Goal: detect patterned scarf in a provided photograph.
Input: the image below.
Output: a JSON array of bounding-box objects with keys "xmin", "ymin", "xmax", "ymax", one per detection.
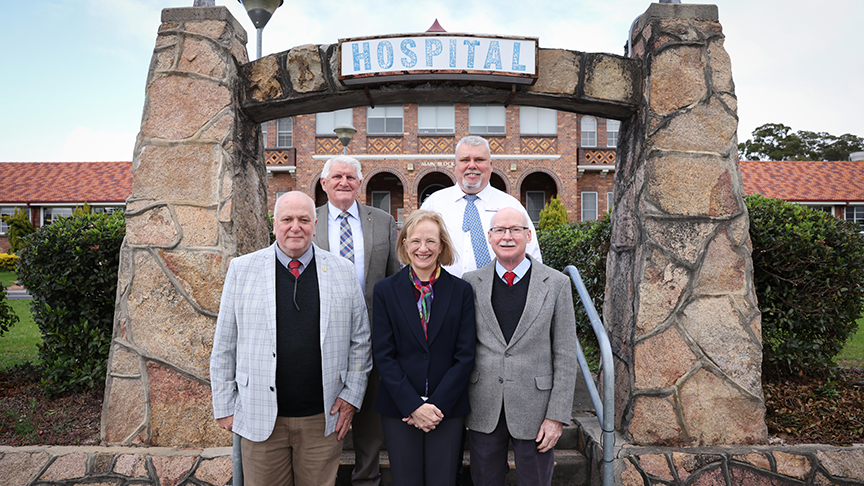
[{"xmin": 410, "ymin": 265, "xmax": 441, "ymax": 340}]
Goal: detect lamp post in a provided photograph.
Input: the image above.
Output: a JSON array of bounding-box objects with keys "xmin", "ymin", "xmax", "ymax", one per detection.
[
  {"xmin": 334, "ymin": 125, "xmax": 357, "ymax": 155},
  {"xmin": 238, "ymin": 0, "xmax": 283, "ymax": 59}
]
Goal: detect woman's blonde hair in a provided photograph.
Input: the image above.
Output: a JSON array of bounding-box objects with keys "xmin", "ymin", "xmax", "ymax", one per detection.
[{"xmin": 396, "ymin": 210, "xmax": 456, "ymax": 267}]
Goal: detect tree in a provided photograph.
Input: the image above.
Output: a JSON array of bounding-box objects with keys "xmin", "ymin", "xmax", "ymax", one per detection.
[
  {"xmin": 739, "ymin": 123, "xmax": 864, "ymax": 161},
  {"xmin": 0, "ymin": 208, "xmax": 35, "ymax": 254},
  {"xmin": 538, "ymin": 196, "xmax": 568, "ymax": 231}
]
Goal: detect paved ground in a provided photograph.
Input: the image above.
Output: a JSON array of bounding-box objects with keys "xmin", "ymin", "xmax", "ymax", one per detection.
[{"xmin": 4, "ymin": 285, "xmax": 31, "ymax": 300}]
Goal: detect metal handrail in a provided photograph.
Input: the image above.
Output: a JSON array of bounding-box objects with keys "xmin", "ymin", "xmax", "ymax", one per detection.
[{"xmin": 563, "ymin": 265, "xmax": 615, "ymax": 486}]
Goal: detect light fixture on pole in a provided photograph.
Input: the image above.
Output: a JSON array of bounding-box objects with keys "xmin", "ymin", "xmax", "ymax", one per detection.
[
  {"xmin": 334, "ymin": 125, "xmax": 357, "ymax": 155},
  {"xmin": 238, "ymin": 0, "xmax": 283, "ymax": 59}
]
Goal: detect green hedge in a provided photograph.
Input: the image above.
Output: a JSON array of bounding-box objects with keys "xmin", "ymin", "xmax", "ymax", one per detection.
[
  {"xmin": 16, "ymin": 211, "xmax": 125, "ymax": 395},
  {"xmin": 538, "ymin": 197, "xmax": 864, "ymax": 379}
]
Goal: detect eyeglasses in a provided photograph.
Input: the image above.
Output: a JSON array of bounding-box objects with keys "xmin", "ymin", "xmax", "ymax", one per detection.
[
  {"xmin": 489, "ymin": 226, "xmax": 529, "ymax": 236},
  {"xmin": 406, "ymin": 238, "xmax": 440, "ymax": 249}
]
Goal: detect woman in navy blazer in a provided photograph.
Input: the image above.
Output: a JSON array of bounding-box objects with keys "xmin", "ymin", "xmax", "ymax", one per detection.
[{"xmin": 372, "ymin": 210, "xmax": 476, "ymax": 486}]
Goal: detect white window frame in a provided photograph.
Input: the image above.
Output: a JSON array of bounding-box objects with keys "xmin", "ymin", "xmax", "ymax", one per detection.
[
  {"xmin": 1, "ymin": 207, "xmax": 27, "ymax": 235},
  {"xmin": 581, "ymin": 116, "xmax": 597, "ymax": 148},
  {"xmin": 276, "ymin": 117, "xmax": 293, "ymax": 148},
  {"xmin": 367, "ymin": 104, "xmax": 404, "ymax": 136},
  {"xmin": 469, "ymin": 104, "xmax": 506, "ymax": 135},
  {"xmin": 845, "ymin": 206, "xmax": 864, "ymax": 230},
  {"xmin": 371, "ymin": 191, "xmax": 391, "ymax": 214},
  {"xmin": 261, "ymin": 122, "xmax": 269, "ymax": 148},
  {"xmin": 520, "ymin": 107, "xmax": 557, "ymax": 135},
  {"xmin": 418, "ymin": 104, "xmax": 455, "ymax": 135},
  {"xmin": 525, "ymin": 191, "xmax": 546, "ymax": 227},
  {"xmin": 316, "ymin": 109, "xmax": 353, "ymax": 136},
  {"xmin": 42, "ymin": 207, "xmax": 75, "ymax": 226},
  {"xmin": 607, "ymin": 119, "xmax": 620, "ymax": 148},
  {"xmin": 582, "ymin": 192, "xmax": 598, "ymax": 221},
  {"xmin": 607, "ymin": 192, "xmax": 614, "ymax": 213}
]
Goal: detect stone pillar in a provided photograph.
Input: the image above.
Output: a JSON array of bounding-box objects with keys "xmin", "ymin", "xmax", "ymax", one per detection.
[
  {"xmin": 607, "ymin": 3, "xmax": 766, "ymax": 446},
  {"xmin": 101, "ymin": 7, "xmax": 268, "ymax": 447}
]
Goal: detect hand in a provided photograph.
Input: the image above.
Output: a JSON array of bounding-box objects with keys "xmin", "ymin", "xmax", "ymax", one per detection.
[
  {"xmin": 535, "ymin": 419, "xmax": 563, "ymax": 453},
  {"xmin": 330, "ymin": 398, "xmax": 356, "ymax": 441},
  {"xmin": 403, "ymin": 403, "xmax": 443, "ymax": 432},
  {"xmin": 217, "ymin": 415, "xmax": 234, "ymax": 432}
]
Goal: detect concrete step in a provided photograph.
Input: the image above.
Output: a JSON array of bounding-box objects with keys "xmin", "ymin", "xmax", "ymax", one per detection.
[{"xmin": 335, "ymin": 449, "xmax": 589, "ymax": 486}]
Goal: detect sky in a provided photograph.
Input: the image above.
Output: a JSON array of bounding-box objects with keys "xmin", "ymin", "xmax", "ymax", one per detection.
[{"xmin": 0, "ymin": 0, "xmax": 861, "ymax": 162}]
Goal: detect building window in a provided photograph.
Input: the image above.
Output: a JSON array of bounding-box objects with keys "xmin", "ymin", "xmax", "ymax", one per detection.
[
  {"xmin": 261, "ymin": 122, "xmax": 269, "ymax": 148},
  {"xmin": 367, "ymin": 105, "xmax": 404, "ymax": 135},
  {"xmin": 276, "ymin": 118, "xmax": 293, "ymax": 148},
  {"xmin": 607, "ymin": 119, "xmax": 621, "ymax": 148},
  {"xmin": 43, "ymin": 207, "xmax": 74, "ymax": 225},
  {"xmin": 581, "ymin": 116, "xmax": 597, "ymax": 147},
  {"xmin": 582, "ymin": 192, "xmax": 598, "ymax": 221},
  {"xmin": 1, "ymin": 207, "xmax": 25, "ymax": 235},
  {"xmin": 316, "ymin": 109, "xmax": 353, "ymax": 136},
  {"xmin": 469, "ymin": 104, "xmax": 506, "ymax": 135},
  {"xmin": 371, "ymin": 191, "xmax": 391, "ymax": 214},
  {"xmin": 520, "ymin": 107, "xmax": 557, "ymax": 135},
  {"xmin": 607, "ymin": 192, "xmax": 614, "ymax": 213},
  {"xmin": 418, "ymin": 104, "xmax": 455, "ymax": 135},
  {"xmin": 92, "ymin": 206, "xmax": 124, "ymax": 215},
  {"xmin": 526, "ymin": 191, "xmax": 546, "ymax": 227},
  {"xmin": 846, "ymin": 206, "xmax": 864, "ymax": 230}
]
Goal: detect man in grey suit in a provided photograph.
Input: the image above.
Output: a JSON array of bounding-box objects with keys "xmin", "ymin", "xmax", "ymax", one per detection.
[
  {"xmin": 313, "ymin": 155, "xmax": 400, "ymax": 486},
  {"xmin": 211, "ymin": 191, "xmax": 371, "ymax": 486},
  {"xmin": 462, "ymin": 207, "xmax": 579, "ymax": 486}
]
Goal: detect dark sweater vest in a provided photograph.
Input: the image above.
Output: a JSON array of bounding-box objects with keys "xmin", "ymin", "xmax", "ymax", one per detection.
[
  {"xmin": 491, "ymin": 266, "xmax": 531, "ymax": 344},
  {"xmin": 275, "ymin": 254, "xmax": 323, "ymax": 417}
]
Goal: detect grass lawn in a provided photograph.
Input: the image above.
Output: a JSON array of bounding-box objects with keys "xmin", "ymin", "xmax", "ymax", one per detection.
[
  {"xmin": 836, "ymin": 316, "xmax": 864, "ymax": 367},
  {"xmin": 0, "ymin": 299, "xmax": 39, "ymax": 370},
  {"xmin": 0, "ymin": 270, "xmax": 17, "ymax": 288}
]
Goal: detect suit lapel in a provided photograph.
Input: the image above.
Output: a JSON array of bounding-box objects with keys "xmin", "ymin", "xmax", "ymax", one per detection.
[
  {"xmin": 395, "ymin": 269, "xmax": 431, "ymax": 351},
  {"xmin": 476, "ymin": 263, "xmax": 508, "ymax": 346},
  {"xmin": 508, "ymin": 256, "xmax": 548, "ymax": 347},
  {"xmin": 425, "ymin": 270, "xmax": 454, "ymax": 346},
  {"xmin": 360, "ymin": 204, "xmax": 373, "ymax": 281},
  {"xmin": 315, "ymin": 246, "xmax": 331, "ymax": 345},
  {"xmin": 315, "ymin": 206, "xmax": 329, "ymax": 251}
]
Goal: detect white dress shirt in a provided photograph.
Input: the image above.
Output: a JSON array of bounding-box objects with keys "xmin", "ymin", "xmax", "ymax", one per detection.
[
  {"xmin": 495, "ymin": 257, "xmax": 532, "ymax": 285},
  {"xmin": 420, "ymin": 184, "xmax": 542, "ymax": 277},
  {"xmin": 327, "ymin": 201, "xmax": 366, "ymax": 295}
]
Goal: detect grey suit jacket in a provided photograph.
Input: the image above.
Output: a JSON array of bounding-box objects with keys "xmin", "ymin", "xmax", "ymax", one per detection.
[
  {"xmin": 462, "ymin": 255, "xmax": 579, "ymax": 440},
  {"xmin": 210, "ymin": 243, "xmax": 372, "ymax": 442},
  {"xmin": 314, "ymin": 203, "xmax": 401, "ymax": 319}
]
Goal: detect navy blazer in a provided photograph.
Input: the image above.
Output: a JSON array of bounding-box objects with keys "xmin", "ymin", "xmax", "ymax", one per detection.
[{"xmin": 372, "ymin": 266, "xmax": 476, "ymax": 419}]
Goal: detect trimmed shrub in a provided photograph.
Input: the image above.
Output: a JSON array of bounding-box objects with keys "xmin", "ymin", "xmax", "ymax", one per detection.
[
  {"xmin": 539, "ymin": 196, "xmax": 569, "ymax": 231},
  {"xmin": 0, "ymin": 253, "xmax": 18, "ymax": 271},
  {"xmin": 0, "ymin": 285, "xmax": 19, "ymax": 336},
  {"xmin": 16, "ymin": 211, "xmax": 125, "ymax": 395},
  {"xmin": 1, "ymin": 208, "xmax": 35, "ymax": 254},
  {"xmin": 747, "ymin": 195, "xmax": 864, "ymax": 378}
]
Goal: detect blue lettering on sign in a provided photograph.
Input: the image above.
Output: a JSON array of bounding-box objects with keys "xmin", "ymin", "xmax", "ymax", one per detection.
[
  {"xmin": 463, "ymin": 40, "xmax": 480, "ymax": 68},
  {"xmin": 352, "ymin": 42, "xmax": 371, "ymax": 71},
  {"xmin": 425, "ymin": 38, "xmax": 443, "ymax": 67},
  {"xmin": 449, "ymin": 39, "xmax": 457, "ymax": 67},
  {"xmin": 484, "ymin": 40, "xmax": 502, "ymax": 69},
  {"xmin": 512, "ymin": 42, "xmax": 526, "ymax": 71},
  {"xmin": 377, "ymin": 41, "xmax": 394, "ymax": 69},
  {"xmin": 401, "ymin": 39, "xmax": 417, "ymax": 68}
]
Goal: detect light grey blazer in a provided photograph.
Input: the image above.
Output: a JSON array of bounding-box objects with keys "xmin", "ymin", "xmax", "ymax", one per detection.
[
  {"xmin": 314, "ymin": 203, "xmax": 401, "ymax": 319},
  {"xmin": 210, "ymin": 243, "xmax": 372, "ymax": 442},
  {"xmin": 462, "ymin": 255, "xmax": 579, "ymax": 440}
]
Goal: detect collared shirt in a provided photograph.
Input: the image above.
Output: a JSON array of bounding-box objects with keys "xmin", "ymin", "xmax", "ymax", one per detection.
[
  {"xmin": 327, "ymin": 201, "xmax": 365, "ymax": 294},
  {"xmin": 275, "ymin": 242, "xmax": 314, "ymax": 274},
  {"xmin": 420, "ymin": 184, "xmax": 542, "ymax": 277},
  {"xmin": 495, "ymin": 257, "xmax": 532, "ymax": 286}
]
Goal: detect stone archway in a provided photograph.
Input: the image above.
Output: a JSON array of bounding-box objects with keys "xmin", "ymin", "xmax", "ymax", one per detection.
[{"xmin": 104, "ymin": 3, "xmax": 764, "ymax": 450}]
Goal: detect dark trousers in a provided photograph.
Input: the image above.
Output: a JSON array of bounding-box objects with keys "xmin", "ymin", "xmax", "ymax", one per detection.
[
  {"xmin": 381, "ymin": 414, "xmax": 464, "ymax": 486},
  {"xmin": 469, "ymin": 411, "xmax": 555, "ymax": 486},
  {"xmin": 351, "ymin": 366, "xmax": 384, "ymax": 485}
]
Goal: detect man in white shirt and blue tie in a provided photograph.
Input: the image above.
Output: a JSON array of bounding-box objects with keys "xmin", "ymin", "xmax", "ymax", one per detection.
[{"xmin": 420, "ymin": 136, "xmax": 541, "ymax": 277}]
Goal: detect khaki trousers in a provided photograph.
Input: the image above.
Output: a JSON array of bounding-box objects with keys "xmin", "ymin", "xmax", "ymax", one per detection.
[{"xmin": 241, "ymin": 414, "xmax": 341, "ymax": 486}]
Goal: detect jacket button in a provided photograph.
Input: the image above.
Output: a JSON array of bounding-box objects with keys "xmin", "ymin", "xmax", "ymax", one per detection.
[
  {"xmin": 498, "ymin": 377, "xmax": 504, "ymax": 384},
  {"xmin": 270, "ymin": 386, "xmax": 275, "ymax": 392},
  {"xmin": 272, "ymin": 353, "xmax": 276, "ymax": 357},
  {"xmin": 423, "ymin": 353, "xmax": 429, "ymax": 359},
  {"xmin": 505, "ymin": 352, "xmax": 511, "ymax": 358}
]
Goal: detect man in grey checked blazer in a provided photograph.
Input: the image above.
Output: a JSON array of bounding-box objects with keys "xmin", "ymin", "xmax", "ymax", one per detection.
[
  {"xmin": 211, "ymin": 191, "xmax": 371, "ymax": 485},
  {"xmin": 462, "ymin": 207, "xmax": 578, "ymax": 486}
]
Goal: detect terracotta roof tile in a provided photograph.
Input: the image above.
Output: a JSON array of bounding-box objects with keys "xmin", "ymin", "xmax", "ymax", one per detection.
[
  {"xmin": 0, "ymin": 162, "xmax": 132, "ymax": 204},
  {"xmin": 741, "ymin": 160, "xmax": 864, "ymax": 202}
]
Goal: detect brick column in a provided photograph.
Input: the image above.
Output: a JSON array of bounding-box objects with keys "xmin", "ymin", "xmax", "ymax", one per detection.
[
  {"xmin": 101, "ymin": 7, "xmax": 268, "ymax": 447},
  {"xmin": 607, "ymin": 3, "xmax": 766, "ymax": 445}
]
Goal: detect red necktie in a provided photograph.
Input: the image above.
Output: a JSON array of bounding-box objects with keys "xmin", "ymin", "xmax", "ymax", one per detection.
[
  {"xmin": 289, "ymin": 260, "xmax": 301, "ymax": 278},
  {"xmin": 503, "ymin": 271, "xmax": 516, "ymax": 286}
]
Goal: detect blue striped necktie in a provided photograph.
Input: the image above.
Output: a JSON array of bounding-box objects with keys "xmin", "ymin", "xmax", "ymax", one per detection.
[
  {"xmin": 338, "ymin": 211, "xmax": 354, "ymax": 262},
  {"xmin": 462, "ymin": 195, "xmax": 491, "ymax": 268}
]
